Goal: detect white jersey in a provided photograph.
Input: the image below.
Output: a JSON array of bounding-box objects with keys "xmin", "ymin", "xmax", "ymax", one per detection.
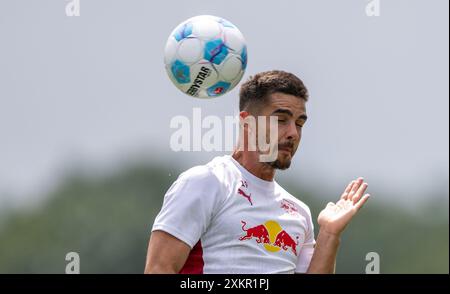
[{"xmin": 152, "ymin": 155, "xmax": 315, "ymax": 274}]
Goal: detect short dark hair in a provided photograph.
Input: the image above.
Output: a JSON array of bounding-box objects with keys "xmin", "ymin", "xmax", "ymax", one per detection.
[{"xmin": 239, "ymin": 70, "xmax": 309, "ymax": 112}]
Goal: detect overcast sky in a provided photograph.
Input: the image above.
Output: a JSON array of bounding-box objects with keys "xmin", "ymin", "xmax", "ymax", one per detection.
[{"xmin": 0, "ymin": 0, "xmax": 448, "ymax": 208}]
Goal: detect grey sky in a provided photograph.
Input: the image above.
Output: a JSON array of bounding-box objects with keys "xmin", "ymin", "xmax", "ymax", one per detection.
[{"xmin": 0, "ymin": 0, "xmax": 448, "ymax": 208}]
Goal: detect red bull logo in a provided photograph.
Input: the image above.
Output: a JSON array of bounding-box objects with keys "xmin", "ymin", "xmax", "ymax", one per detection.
[
  {"xmin": 239, "ymin": 220, "xmax": 299, "ymax": 256},
  {"xmin": 273, "ymin": 230, "xmax": 299, "ymax": 256},
  {"xmin": 280, "ymin": 199, "xmax": 300, "ymax": 216},
  {"xmin": 239, "ymin": 221, "xmax": 270, "ymax": 244}
]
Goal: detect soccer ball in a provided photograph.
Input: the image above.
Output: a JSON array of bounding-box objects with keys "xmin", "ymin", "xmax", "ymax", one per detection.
[{"xmin": 164, "ymin": 15, "xmax": 247, "ymax": 98}]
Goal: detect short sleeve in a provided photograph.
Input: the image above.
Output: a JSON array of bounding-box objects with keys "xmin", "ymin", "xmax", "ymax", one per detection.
[
  {"xmin": 151, "ymin": 166, "xmax": 222, "ymax": 249},
  {"xmin": 295, "ymin": 209, "xmax": 316, "ymax": 273}
]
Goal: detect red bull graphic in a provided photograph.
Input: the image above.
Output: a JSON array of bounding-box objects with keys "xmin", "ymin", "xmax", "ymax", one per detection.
[
  {"xmin": 273, "ymin": 230, "xmax": 299, "ymax": 256},
  {"xmin": 280, "ymin": 199, "xmax": 300, "ymax": 216},
  {"xmin": 237, "ymin": 180, "xmax": 253, "ymax": 206},
  {"xmin": 239, "ymin": 221, "xmax": 270, "ymax": 244},
  {"xmin": 239, "ymin": 220, "xmax": 300, "ymax": 256}
]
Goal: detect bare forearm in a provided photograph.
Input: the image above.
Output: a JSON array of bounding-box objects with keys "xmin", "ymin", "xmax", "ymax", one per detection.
[
  {"xmin": 306, "ymin": 178, "xmax": 370, "ymax": 273},
  {"xmin": 306, "ymin": 230, "xmax": 341, "ymax": 274}
]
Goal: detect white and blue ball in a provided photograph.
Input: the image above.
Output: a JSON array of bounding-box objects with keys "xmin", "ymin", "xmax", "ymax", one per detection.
[{"xmin": 164, "ymin": 15, "xmax": 248, "ymax": 98}]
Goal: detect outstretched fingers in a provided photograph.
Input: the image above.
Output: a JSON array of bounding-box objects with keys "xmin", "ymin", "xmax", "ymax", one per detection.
[
  {"xmin": 341, "ymin": 180, "xmax": 355, "ymax": 200},
  {"xmin": 355, "ymin": 194, "xmax": 370, "ymax": 211},
  {"xmin": 352, "ymin": 182, "xmax": 369, "ymax": 204},
  {"xmin": 348, "ymin": 177, "xmax": 364, "ymax": 201}
]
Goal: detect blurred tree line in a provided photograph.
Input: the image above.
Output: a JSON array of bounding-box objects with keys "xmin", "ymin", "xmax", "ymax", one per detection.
[{"xmin": 0, "ymin": 161, "xmax": 448, "ymax": 273}]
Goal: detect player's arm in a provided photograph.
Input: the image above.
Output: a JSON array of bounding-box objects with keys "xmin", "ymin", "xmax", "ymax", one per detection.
[
  {"xmin": 305, "ymin": 230, "xmax": 340, "ymax": 274},
  {"xmin": 144, "ymin": 230, "xmax": 191, "ymax": 274},
  {"xmin": 307, "ymin": 177, "xmax": 370, "ymax": 274},
  {"xmin": 145, "ymin": 167, "xmax": 221, "ymax": 273}
]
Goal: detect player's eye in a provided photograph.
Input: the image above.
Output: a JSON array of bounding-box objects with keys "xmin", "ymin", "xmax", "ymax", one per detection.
[{"xmin": 296, "ymin": 122, "xmax": 304, "ymax": 128}]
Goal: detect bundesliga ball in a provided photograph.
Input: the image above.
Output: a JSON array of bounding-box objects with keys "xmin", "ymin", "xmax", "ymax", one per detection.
[{"xmin": 164, "ymin": 15, "xmax": 247, "ymax": 98}]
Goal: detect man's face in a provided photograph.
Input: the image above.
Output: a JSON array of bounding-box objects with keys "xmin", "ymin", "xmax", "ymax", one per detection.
[{"xmin": 257, "ymin": 92, "xmax": 307, "ymax": 170}]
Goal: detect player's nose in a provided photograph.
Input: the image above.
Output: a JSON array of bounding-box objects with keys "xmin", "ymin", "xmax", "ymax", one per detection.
[{"xmin": 285, "ymin": 121, "xmax": 300, "ymax": 141}]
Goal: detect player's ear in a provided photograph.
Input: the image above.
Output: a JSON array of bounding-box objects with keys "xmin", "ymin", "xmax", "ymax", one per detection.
[
  {"xmin": 238, "ymin": 111, "xmax": 258, "ymax": 152},
  {"xmin": 239, "ymin": 111, "xmax": 256, "ymax": 134},
  {"xmin": 239, "ymin": 111, "xmax": 250, "ymax": 120}
]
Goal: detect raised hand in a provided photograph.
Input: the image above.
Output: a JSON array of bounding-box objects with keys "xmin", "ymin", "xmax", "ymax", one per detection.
[{"xmin": 317, "ymin": 177, "xmax": 370, "ymax": 236}]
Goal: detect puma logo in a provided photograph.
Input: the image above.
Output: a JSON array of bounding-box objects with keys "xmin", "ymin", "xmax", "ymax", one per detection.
[{"xmin": 238, "ymin": 180, "xmax": 253, "ymax": 206}]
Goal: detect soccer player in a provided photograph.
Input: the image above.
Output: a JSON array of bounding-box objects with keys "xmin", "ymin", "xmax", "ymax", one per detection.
[{"xmin": 145, "ymin": 70, "xmax": 370, "ymax": 274}]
